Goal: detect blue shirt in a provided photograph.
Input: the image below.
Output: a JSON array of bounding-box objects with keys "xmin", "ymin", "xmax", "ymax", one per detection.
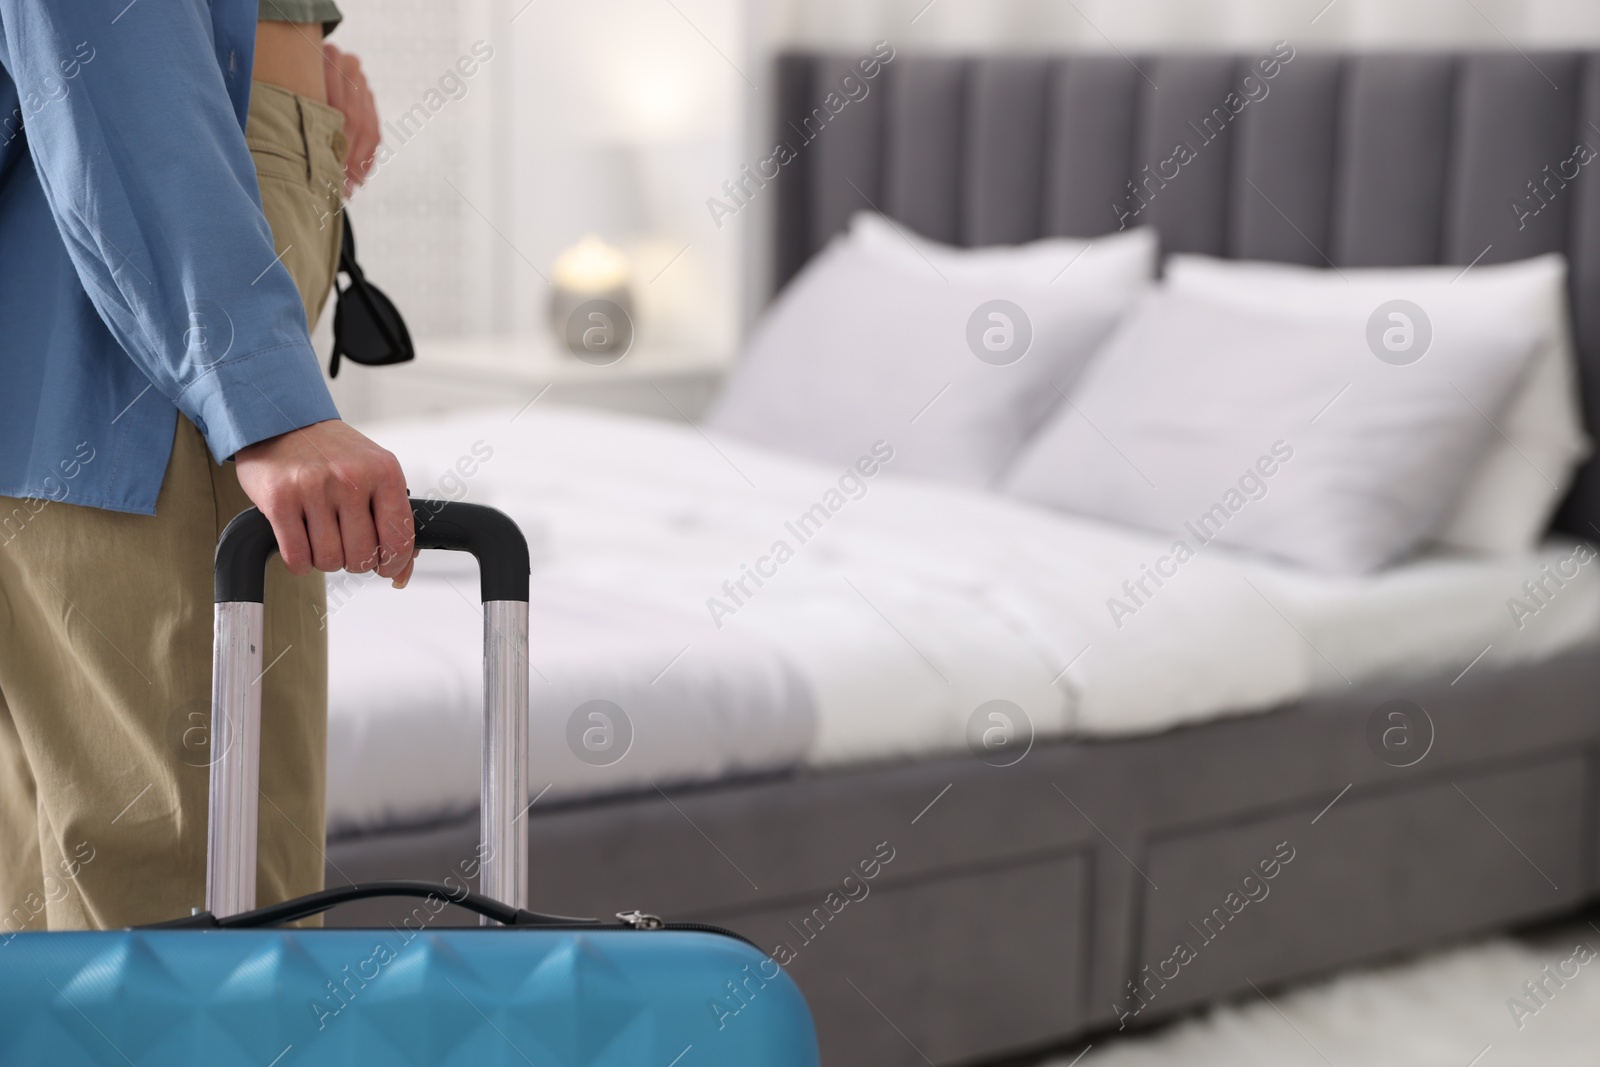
[{"xmin": 0, "ymin": 0, "xmax": 339, "ymax": 515}]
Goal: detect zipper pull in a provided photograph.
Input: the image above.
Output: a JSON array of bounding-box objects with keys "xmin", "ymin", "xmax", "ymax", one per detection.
[{"xmin": 616, "ymin": 909, "xmax": 664, "ymax": 930}]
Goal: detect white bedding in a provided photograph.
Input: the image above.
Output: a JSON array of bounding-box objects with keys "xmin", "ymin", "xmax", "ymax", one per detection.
[{"xmin": 325, "ymin": 404, "xmax": 1600, "ymax": 833}]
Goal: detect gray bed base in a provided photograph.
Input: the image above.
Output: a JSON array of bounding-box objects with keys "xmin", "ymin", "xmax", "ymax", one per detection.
[
  {"xmin": 328, "ymin": 648, "xmax": 1600, "ymax": 1066},
  {"xmin": 329, "ymin": 48, "xmax": 1600, "ymax": 1066}
]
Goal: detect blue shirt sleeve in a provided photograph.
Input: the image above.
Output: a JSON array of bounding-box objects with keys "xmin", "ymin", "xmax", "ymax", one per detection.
[{"xmin": 0, "ymin": 0, "xmax": 340, "ymax": 462}]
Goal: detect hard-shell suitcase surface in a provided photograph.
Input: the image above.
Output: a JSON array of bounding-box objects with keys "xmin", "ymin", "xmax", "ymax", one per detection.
[{"xmin": 0, "ymin": 501, "xmax": 820, "ymax": 1067}]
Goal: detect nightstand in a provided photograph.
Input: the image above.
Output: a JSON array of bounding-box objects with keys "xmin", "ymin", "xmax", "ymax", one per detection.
[{"xmin": 327, "ymin": 334, "xmax": 735, "ymax": 423}]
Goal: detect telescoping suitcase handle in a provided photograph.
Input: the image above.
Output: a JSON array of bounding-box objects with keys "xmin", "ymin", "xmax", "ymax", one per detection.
[{"xmin": 207, "ymin": 500, "xmax": 531, "ymax": 921}]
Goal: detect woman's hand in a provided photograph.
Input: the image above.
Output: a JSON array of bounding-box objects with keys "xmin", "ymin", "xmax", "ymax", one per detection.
[{"xmin": 323, "ymin": 43, "xmax": 380, "ymax": 196}]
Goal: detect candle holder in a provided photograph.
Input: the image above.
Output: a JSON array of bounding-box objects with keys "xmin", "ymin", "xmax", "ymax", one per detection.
[{"xmin": 549, "ymin": 236, "xmax": 636, "ymax": 365}]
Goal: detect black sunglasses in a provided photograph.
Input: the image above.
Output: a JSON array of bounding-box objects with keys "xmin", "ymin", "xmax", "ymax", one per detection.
[{"xmin": 330, "ymin": 211, "xmax": 415, "ymax": 378}]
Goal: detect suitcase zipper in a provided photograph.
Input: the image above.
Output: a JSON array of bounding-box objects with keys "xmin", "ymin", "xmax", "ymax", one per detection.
[{"xmin": 616, "ymin": 910, "xmax": 762, "ymax": 951}]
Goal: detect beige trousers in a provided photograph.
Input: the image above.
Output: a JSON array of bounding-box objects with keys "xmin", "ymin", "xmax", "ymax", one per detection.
[{"xmin": 0, "ymin": 82, "xmax": 346, "ymax": 931}]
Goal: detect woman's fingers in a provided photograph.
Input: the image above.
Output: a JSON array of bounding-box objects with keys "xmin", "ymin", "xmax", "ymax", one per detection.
[{"xmin": 323, "ymin": 43, "xmax": 381, "ymax": 195}]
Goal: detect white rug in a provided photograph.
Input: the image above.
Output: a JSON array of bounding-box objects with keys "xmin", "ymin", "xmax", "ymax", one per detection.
[{"xmin": 1047, "ymin": 935, "xmax": 1600, "ymax": 1066}]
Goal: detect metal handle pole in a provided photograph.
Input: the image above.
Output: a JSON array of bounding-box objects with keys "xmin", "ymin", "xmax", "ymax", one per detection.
[
  {"xmin": 479, "ymin": 601, "xmax": 530, "ymax": 915},
  {"xmin": 207, "ymin": 601, "xmax": 265, "ymax": 917}
]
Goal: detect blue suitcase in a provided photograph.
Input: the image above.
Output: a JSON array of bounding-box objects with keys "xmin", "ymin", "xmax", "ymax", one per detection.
[{"xmin": 0, "ymin": 501, "xmax": 820, "ymax": 1067}]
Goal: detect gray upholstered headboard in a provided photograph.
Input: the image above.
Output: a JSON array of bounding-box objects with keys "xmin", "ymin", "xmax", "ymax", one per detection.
[{"xmin": 769, "ymin": 50, "xmax": 1600, "ymax": 540}]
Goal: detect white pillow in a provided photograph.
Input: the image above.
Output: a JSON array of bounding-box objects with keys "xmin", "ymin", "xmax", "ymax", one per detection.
[
  {"xmin": 1164, "ymin": 252, "xmax": 1590, "ymax": 555},
  {"xmin": 846, "ymin": 211, "xmax": 1158, "ymax": 289},
  {"xmin": 707, "ymin": 238, "xmax": 1148, "ymax": 486},
  {"xmin": 1002, "ymin": 291, "xmax": 1543, "ymax": 574}
]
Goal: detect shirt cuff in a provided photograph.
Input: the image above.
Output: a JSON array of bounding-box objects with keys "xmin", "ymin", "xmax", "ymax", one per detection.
[{"xmin": 178, "ymin": 342, "xmax": 342, "ymax": 462}]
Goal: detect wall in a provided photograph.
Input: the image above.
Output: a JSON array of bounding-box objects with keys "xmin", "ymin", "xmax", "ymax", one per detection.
[
  {"xmin": 327, "ymin": 0, "xmax": 748, "ymax": 355},
  {"xmin": 765, "ymin": 0, "xmax": 1600, "ymax": 51}
]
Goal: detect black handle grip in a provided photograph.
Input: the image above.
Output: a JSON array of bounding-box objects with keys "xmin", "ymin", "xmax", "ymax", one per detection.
[
  {"xmin": 144, "ymin": 881, "xmax": 599, "ymax": 930},
  {"xmin": 215, "ymin": 499, "xmax": 530, "ymax": 604}
]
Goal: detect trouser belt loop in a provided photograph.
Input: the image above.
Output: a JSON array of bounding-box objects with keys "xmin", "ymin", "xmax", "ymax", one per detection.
[{"xmin": 295, "ymin": 96, "xmax": 314, "ymax": 183}]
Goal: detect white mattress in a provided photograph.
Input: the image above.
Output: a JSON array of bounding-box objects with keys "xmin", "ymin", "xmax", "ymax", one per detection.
[{"xmin": 325, "ymin": 404, "xmax": 1600, "ymax": 833}]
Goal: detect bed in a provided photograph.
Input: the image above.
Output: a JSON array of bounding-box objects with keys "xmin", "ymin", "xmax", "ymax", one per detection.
[{"xmin": 325, "ymin": 50, "xmax": 1600, "ymax": 1067}]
